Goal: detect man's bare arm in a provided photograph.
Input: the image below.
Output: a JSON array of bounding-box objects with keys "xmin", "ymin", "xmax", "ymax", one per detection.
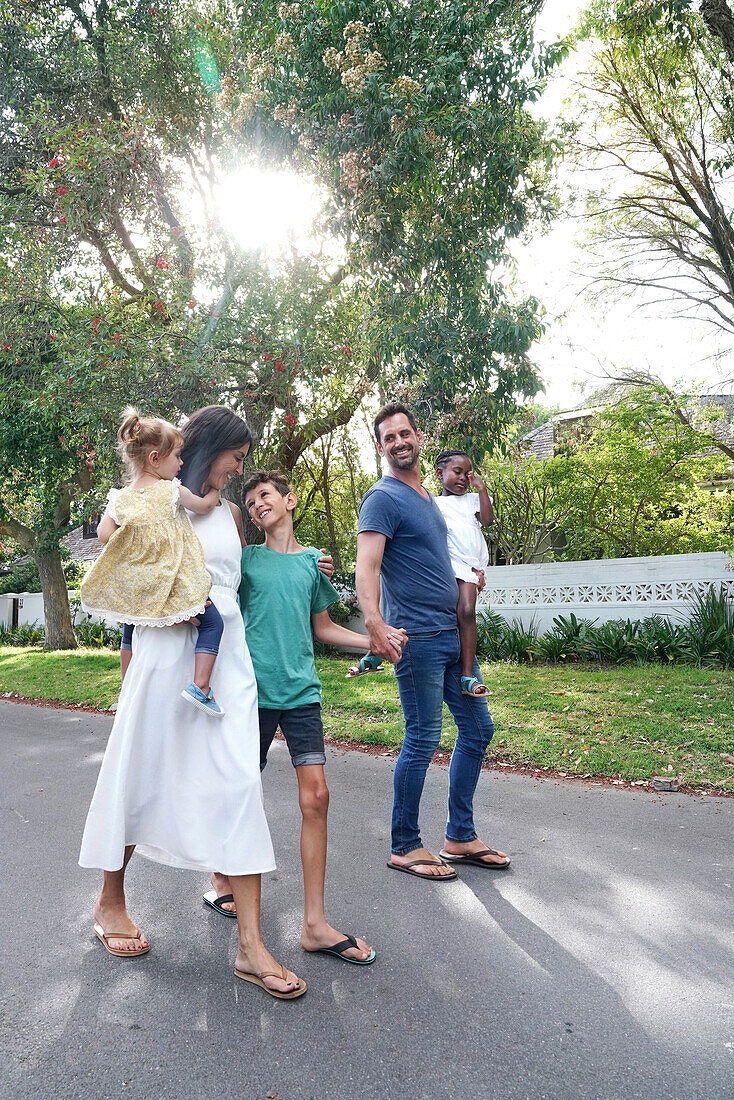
[{"xmin": 356, "ymin": 531, "xmax": 405, "ymax": 663}]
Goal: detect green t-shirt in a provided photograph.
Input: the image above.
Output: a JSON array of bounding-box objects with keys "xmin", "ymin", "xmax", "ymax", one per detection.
[{"xmin": 239, "ymin": 544, "xmax": 340, "ymax": 710}]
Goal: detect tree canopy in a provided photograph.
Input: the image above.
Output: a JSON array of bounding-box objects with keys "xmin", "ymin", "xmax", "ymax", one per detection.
[{"xmin": 0, "ymin": 0, "xmax": 562, "ymax": 644}]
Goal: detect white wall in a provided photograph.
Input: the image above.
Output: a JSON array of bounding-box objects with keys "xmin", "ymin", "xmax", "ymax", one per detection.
[
  {"xmin": 477, "ymin": 551, "xmax": 734, "ymax": 633},
  {"xmin": 0, "ymin": 591, "xmax": 120, "ymax": 632}
]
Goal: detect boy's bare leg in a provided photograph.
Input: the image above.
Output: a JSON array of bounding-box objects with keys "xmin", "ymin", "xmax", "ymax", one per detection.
[
  {"xmin": 229, "ymin": 873, "xmax": 302, "ymax": 994},
  {"xmin": 93, "ymin": 845, "xmax": 149, "ymax": 952},
  {"xmin": 193, "ymin": 652, "xmax": 216, "ymax": 696},
  {"xmin": 457, "ymin": 580, "xmax": 486, "ymax": 694},
  {"xmin": 296, "ymin": 764, "xmax": 372, "ymax": 961}
]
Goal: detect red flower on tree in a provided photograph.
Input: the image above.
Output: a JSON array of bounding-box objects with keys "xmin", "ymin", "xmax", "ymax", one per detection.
[
  {"xmin": 262, "ymin": 352, "xmax": 272, "ymax": 362},
  {"xmin": 58, "ymin": 186, "xmax": 68, "ymax": 196},
  {"xmin": 284, "ymin": 412, "xmax": 297, "ymax": 428},
  {"xmin": 275, "ymin": 359, "xmax": 286, "ymax": 372}
]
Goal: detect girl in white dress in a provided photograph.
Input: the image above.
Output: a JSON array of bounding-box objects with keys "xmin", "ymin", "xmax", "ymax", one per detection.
[
  {"xmin": 79, "ymin": 405, "xmax": 306, "ymax": 999},
  {"xmin": 434, "ymin": 450, "xmax": 493, "ymax": 697}
]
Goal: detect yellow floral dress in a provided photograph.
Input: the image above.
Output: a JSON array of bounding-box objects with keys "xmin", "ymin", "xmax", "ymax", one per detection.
[{"xmin": 80, "ymin": 478, "xmax": 211, "ymax": 627}]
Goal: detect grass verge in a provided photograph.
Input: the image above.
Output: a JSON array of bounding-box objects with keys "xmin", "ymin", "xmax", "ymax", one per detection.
[{"xmin": 2, "ymin": 647, "xmax": 733, "ymax": 790}]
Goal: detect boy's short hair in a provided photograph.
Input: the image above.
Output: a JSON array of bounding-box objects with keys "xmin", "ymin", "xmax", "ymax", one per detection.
[
  {"xmin": 242, "ymin": 469, "xmax": 293, "ymax": 500},
  {"xmin": 436, "ymin": 449, "xmax": 471, "ymax": 470},
  {"xmin": 373, "ymin": 402, "xmax": 418, "ymax": 444}
]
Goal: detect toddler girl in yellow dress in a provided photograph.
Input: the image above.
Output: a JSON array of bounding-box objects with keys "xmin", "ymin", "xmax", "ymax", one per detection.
[{"xmin": 81, "ymin": 407, "xmax": 226, "ymax": 717}]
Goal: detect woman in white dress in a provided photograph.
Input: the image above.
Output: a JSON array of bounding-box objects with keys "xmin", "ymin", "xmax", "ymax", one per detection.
[{"xmin": 79, "ymin": 405, "xmax": 305, "ymax": 998}]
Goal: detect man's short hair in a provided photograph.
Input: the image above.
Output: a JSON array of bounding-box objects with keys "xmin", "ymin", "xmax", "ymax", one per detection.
[
  {"xmin": 373, "ymin": 402, "xmax": 419, "ymax": 444},
  {"xmin": 242, "ymin": 469, "xmax": 293, "ymax": 500},
  {"xmin": 436, "ymin": 449, "xmax": 471, "ymax": 470}
]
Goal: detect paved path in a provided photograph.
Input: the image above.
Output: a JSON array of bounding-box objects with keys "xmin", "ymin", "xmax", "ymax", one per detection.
[{"xmin": 1, "ymin": 700, "xmax": 733, "ymax": 1099}]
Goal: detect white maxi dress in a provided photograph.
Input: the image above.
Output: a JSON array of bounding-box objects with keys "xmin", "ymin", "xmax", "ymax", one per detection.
[{"xmin": 79, "ymin": 502, "xmax": 275, "ymax": 876}]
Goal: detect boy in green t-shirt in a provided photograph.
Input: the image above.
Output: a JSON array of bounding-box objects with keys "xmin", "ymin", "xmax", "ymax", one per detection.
[{"xmin": 232, "ymin": 470, "xmax": 406, "ymax": 966}]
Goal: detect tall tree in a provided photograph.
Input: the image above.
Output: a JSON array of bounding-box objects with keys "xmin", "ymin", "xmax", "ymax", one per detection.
[{"xmin": 573, "ymin": 1, "xmax": 734, "ymax": 333}]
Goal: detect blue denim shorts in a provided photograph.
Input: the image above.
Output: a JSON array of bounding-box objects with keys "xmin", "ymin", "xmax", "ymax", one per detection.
[{"xmin": 258, "ymin": 703, "xmax": 326, "ymax": 770}]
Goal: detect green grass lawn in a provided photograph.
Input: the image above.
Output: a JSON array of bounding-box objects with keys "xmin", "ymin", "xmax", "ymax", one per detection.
[{"xmin": 2, "ymin": 646, "xmax": 733, "ymax": 791}]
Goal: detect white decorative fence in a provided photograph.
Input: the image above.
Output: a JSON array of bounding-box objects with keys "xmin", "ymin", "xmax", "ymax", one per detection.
[{"xmin": 477, "ymin": 551, "xmax": 734, "ymax": 634}]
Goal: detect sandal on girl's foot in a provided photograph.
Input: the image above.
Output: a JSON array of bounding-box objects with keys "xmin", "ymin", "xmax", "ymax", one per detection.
[
  {"xmin": 346, "ymin": 654, "xmax": 384, "ymax": 678},
  {"xmin": 460, "ymin": 675, "xmax": 487, "ymax": 697},
  {"xmin": 234, "ymin": 963, "xmax": 307, "ymax": 1000},
  {"xmin": 181, "ymin": 682, "xmax": 225, "ymax": 717},
  {"xmin": 94, "ymin": 923, "xmax": 150, "ymax": 957}
]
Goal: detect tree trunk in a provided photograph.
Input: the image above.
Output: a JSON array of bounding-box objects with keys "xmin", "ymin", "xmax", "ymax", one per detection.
[{"xmin": 36, "ymin": 547, "xmax": 77, "ymax": 650}]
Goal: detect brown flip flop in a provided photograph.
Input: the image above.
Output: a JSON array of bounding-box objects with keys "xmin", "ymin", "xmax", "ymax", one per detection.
[
  {"xmin": 234, "ymin": 963, "xmax": 307, "ymax": 1000},
  {"xmin": 386, "ymin": 858, "xmax": 458, "ymax": 881},
  {"xmin": 94, "ymin": 922, "xmax": 150, "ymax": 957},
  {"xmin": 439, "ymin": 847, "xmax": 511, "ymax": 869}
]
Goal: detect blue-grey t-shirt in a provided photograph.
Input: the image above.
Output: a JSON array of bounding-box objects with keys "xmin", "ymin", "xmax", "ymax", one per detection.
[{"xmin": 358, "ymin": 476, "xmax": 459, "ymax": 633}]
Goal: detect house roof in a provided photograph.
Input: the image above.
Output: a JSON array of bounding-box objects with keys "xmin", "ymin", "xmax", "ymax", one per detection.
[
  {"xmin": 518, "ymin": 419, "xmax": 555, "ymax": 459},
  {"xmin": 62, "ymin": 526, "xmax": 104, "ymax": 563},
  {"xmin": 518, "ymin": 389, "xmax": 734, "ymax": 459}
]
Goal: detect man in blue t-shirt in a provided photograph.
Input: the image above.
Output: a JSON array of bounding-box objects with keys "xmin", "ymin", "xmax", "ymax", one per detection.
[{"xmin": 356, "ymin": 403, "xmax": 510, "ymax": 880}]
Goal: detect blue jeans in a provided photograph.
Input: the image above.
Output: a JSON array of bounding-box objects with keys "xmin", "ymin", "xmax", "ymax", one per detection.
[
  {"xmin": 119, "ymin": 601, "xmax": 223, "ymax": 655},
  {"xmin": 392, "ymin": 628, "xmax": 494, "ymax": 855}
]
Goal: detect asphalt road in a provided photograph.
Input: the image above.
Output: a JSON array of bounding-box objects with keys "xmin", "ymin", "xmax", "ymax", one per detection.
[{"xmin": 1, "ymin": 700, "xmax": 733, "ymax": 1100}]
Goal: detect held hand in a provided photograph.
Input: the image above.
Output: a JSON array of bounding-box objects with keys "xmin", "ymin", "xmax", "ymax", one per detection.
[
  {"xmin": 368, "ymin": 622, "xmax": 407, "ymax": 664},
  {"xmin": 472, "ymin": 568, "xmax": 486, "ymax": 593},
  {"xmin": 317, "ymin": 552, "xmax": 334, "ymax": 579},
  {"xmin": 469, "ymin": 469, "xmax": 487, "ymax": 492}
]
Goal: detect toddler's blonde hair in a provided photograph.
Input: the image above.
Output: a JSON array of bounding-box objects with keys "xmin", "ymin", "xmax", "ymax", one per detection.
[{"xmin": 118, "ymin": 406, "xmax": 184, "ymax": 477}]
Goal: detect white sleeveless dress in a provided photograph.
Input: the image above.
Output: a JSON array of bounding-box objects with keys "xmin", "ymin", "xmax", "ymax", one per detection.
[{"xmin": 79, "ymin": 503, "xmax": 275, "ymax": 875}]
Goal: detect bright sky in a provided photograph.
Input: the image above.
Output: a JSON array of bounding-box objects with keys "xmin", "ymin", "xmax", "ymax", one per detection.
[{"xmin": 514, "ymin": 0, "xmax": 734, "ymax": 409}]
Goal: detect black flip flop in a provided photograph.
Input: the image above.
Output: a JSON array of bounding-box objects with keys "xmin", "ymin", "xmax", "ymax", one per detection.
[
  {"xmin": 386, "ymin": 858, "xmax": 458, "ymax": 881},
  {"xmin": 313, "ymin": 933, "xmax": 376, "ymax": 965},
  {"xmin": 203, "ymin": 889, "xmax": 237, "ymax": 917},
  {"xmin": 439, "ymin": 847, "xmax": 511, "ymax": 869}
]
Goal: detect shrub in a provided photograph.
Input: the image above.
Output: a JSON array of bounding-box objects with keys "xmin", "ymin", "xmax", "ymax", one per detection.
[
  {"xmin": 475, "ymin": 610, "xmax": 507, "ymax": 662},
  {"xmin": 0, "ymin": 622, "xmax": 45, "ymax": 646},
  {"xmin": 74, "ymin": 615, "xmax": 122, "ymax": 649},
  {"xmin": 503, "ymin": 619, "xmax": 539, "ymax": 663},
  {"xmin": 476, "ymin": 585, "xmax": 734, "ymax": 668},
  {"xmin": 535, "ymin": 613, "xmax": 595, "ymax": 663},
  {"xmin": 684, "ymin": 585, "xmax": 734, "ymax": 669}
]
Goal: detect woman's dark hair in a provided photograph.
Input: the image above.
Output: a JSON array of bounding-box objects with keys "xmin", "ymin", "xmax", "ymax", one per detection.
[
  {"xmin": 436, "ymin": 449, "xmax": 471, "ymax": 470},
  {"xmin": 179, "ymin": 406, "xmax": 252, "ymax": 494}
]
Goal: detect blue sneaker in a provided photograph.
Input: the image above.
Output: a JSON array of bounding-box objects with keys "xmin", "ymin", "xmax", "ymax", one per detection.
[{"xmin": 181, "ymin": 682, "xmax": 225, "ymax": 718}]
